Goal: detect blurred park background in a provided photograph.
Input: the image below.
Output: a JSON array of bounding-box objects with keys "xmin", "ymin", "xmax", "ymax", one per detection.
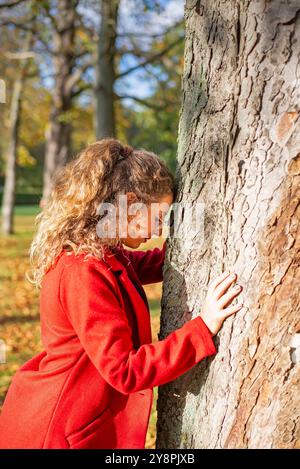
[{"xmin": 0, "ymin": 0, "xmax": 185, "ymax": 448}]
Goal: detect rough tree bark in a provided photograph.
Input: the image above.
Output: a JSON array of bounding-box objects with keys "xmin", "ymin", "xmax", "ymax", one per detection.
[
  {"xmin": 156, "ymin": 0, "xmax": 300, "ymax": 449},
  {"xmin": 95, "ymin": 0, "xmax": 119, "ymax": 139}
]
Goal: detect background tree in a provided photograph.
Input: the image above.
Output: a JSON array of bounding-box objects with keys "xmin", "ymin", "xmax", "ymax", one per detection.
[
  {"xmin": 156, "ymin": 0, "xmax": 300, "ymax": 449},
  {"xmin": 95, "ymin": 0, "xmax": 119, "ymax": 138},
  {"xmin": 1, "ymin": 32, "xmax": 33, "ymax": 234},
  {"xmin": 0, "ymin": 0, "xmax": 94, "ymax": 204},
  {"xmin": 1, "ymin": 0, "xmax": 184, "ymax": 205},
  {"xmin": 95, "ymin": 0, "xmax": 184, "ymax": 141},
  {"xmin": 119, "ymin": 21, "xmax": 184, "ymax": 174},
  {"xmin": 41, "ymin": 0, "xmax": 92, "ymax": 203}
]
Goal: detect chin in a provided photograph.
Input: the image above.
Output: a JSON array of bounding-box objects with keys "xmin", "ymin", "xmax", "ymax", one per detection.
[
  {"xmin": 123, "ymin": 238, "xmax": 145, "ymax": 248},
  {"xmin": 135, "ymin": 238, "xmax": 148, "ymax": 247}
]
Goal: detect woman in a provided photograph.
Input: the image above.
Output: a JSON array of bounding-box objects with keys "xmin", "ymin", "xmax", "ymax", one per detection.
[{"xmin": 0, "ymin": 138, "xmax": 243, "ymax": 449}]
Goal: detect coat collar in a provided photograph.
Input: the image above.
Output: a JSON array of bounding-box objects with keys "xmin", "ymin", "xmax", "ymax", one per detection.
[{"xmin": 102, "ymin": 245, "xmax": 152, "ymax": 345}]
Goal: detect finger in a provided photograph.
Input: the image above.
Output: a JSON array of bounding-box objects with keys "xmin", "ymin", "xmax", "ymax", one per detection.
[
  {"xmin": 208, "ymin": 271, "xmax": 231, "ymax": 293},
  {"xmin": 221, "ymin": 303, "xmax": 244, "ymax": 319},
  {"xmin": 214, "ymin": 273, "xmax": 237, "ymax": 300},
  {"xmin": 217, "ymin": 284, "xmax": 243, "ymax": 309}
]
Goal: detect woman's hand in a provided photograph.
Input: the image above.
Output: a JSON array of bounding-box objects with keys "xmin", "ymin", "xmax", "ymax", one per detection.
[{"xmin": 200, "ymin": 271, "xmax": 244, "ymax": 336}]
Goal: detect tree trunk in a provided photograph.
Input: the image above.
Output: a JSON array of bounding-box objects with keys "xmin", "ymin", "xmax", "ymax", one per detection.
[
  {"xmin": 42, "ymin": 0, "xmax": 78, "ymax": 204},
  {"xmin": 1, "ymin": 34, "xmax": 31, "ymax": 234},
  {"xmin": 95, "ymin": 0, "xmax": 119, "ymax": 139},
  {"xmin": 156, "ymin": 0, "xmax": 300, "ymax": 449}
]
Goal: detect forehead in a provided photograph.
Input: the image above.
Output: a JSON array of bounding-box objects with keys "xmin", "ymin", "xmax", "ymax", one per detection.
[{"xmin": 153, "ymin": 193, "xmax": 173, "ymax": 205}]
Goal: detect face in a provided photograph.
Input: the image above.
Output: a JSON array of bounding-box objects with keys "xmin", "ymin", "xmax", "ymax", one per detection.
[{"xmin": 120, "ymin": 192, "xmax": 174, "ymax": 249}]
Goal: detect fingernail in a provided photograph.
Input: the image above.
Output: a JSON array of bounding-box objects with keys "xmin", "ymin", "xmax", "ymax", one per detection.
[{"xmin": 230, "ymin": 273, "xmax": 236, "ymax": 278}]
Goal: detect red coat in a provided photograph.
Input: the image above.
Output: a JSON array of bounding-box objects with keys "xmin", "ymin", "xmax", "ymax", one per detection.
[{"xmin": 0, "ymin": 241, "xmax": 216, "ymax": 449}]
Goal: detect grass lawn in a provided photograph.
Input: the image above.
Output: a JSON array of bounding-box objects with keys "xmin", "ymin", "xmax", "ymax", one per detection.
[{"xmin": 0, "ymin": 205, "xmax": 163, "ymax": 449}]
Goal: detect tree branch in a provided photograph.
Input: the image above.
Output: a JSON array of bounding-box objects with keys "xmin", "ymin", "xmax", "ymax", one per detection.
[
  {"xmin": 115, "ymin": 36, "xmax": 183, "ymax": 80},
  {"xmin": 64, "ymin": 61, "xmax": 94, "ymax": 96},
  {"xmin": 117, "ymin": 19, "xmax": 184, "ymax": 38},
  {"xmin": 0, "ymin": 19, "xmax": 54, "ymax": 53},
  {"xmin": 0, "ymin": 14, "xmax": 34, "ymax": 27},
  {"xmin": 115, "ymin": 93, "xmax": 164, "ymax": 111},
  {"xmin": 71, "ymin": 82, "xmax": 93, "ymax": 98},
  {"xmin": 0, "ymin": 0, "xmax": 28, "ymax": 8},
  {"xmin": 4, "ymin": 51, "xmax": 36, "ymax": 59}
]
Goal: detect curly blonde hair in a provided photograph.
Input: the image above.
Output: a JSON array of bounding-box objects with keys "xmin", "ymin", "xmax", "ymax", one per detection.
[{"xmin": 27, "ymin": 138, "xmax": 175, "ymax": 288}]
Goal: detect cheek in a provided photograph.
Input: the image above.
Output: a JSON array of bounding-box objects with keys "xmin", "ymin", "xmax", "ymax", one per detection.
[
  {"xmin": 146, "ymin": 216, "xmax": 152, "ymax": 234},
  {"xmin": 135, "ymin": 214, "xmax": 150, "ymax": 235}
]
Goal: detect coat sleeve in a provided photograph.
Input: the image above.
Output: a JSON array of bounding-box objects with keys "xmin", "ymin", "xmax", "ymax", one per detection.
[
  {"xmin": 59, "ymin": 258, "xmax": 217, "ymax": 395},
  {"xmin": 124, "ymin": 240, "xmax": 167, "ymax": 285}
]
